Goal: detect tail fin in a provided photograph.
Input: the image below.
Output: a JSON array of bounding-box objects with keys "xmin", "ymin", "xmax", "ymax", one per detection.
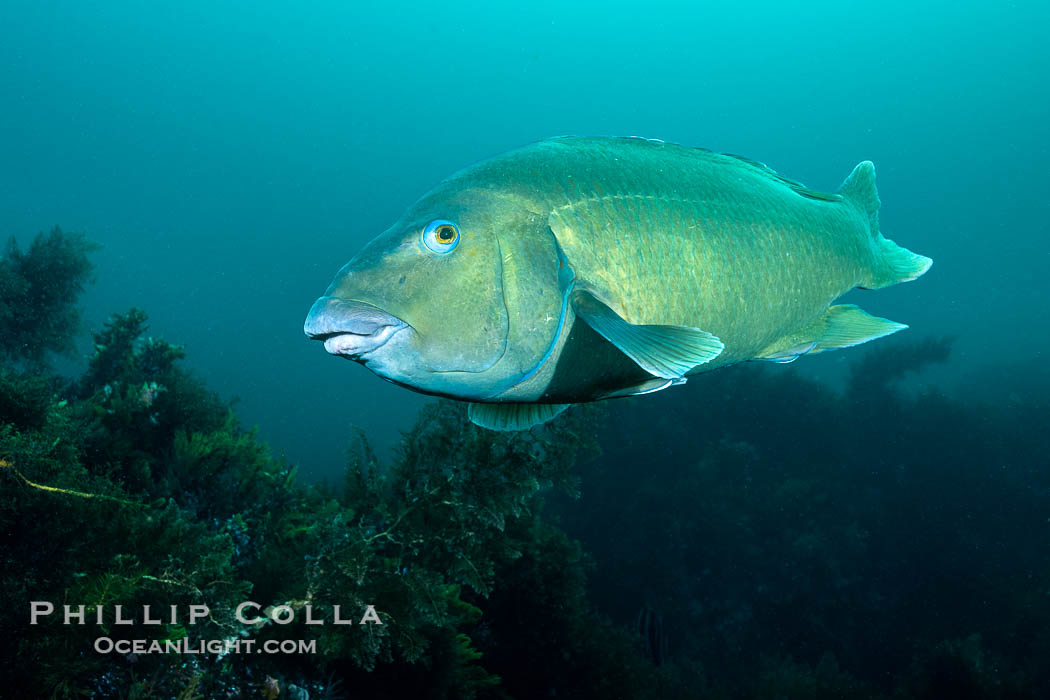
[{"xmin": 840, "ymin": 161, "xmax": 933, "ymax": 290}]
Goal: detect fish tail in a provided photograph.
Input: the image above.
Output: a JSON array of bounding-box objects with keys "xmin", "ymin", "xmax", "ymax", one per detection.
[{"xmin": 840, "ymin": 161, "xmax": 933, "ymax": 289}]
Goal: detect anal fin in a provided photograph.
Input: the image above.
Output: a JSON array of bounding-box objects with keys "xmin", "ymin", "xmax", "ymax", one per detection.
[
  {"xmin": 468, "ymin": 402, "xmax": 570, "ymax": 431},
  {"xmin": 757, "ymin": 304, "xmax": 907, "ymax": 362},
  {"xmin": 811, "ymin": 304, "xmax": 907, "ymax": 353}
]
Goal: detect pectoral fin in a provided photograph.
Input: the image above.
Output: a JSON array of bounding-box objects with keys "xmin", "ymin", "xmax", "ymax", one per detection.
[
  {"xmin": 468, "ymin": 402, "xmax": 571, "ymax": 431},
  {"xmin": 572, "ymin": 291, "xmax": 723, "ymax": 379}
]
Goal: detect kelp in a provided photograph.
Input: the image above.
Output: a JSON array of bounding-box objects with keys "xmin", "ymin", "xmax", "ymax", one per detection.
[{"xmin": 0, "ymin": 226, "xmax": 97, "ymax": 369}]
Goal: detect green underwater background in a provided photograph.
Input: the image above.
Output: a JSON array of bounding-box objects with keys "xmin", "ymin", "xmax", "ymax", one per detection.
[{"xmin": 1, "ymin": 0, "xmax": 1048, "ymax": 698}]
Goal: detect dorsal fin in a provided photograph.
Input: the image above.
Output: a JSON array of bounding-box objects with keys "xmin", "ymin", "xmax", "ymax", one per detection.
[
  {"xmin": 549, "ymin": 136, "xmax": 842, "ymax": 202},
  {"xmin": 721, "ymin": 153, "xmax": 842, "ymax": 202}
]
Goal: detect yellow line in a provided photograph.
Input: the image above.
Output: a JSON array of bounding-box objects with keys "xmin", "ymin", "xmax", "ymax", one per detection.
[{"xmin": 1, "ymin": 459, "xmax": 144, "ymax": 507}]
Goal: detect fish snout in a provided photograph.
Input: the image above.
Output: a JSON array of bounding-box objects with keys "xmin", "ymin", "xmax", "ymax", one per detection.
[{"xmin": 304, "ymin": 296, "xmax": 407, "ymax": 358}]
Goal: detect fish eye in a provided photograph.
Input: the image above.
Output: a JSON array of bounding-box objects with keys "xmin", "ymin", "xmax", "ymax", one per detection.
[{"xmin": 422, "ymin": 219, "xmax": 460, "ymax": 254}]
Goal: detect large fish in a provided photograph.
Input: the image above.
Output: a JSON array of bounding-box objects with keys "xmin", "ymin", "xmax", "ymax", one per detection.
[{"xmin": 305, "ymin": 137, "xmax": 931, "ymax": 430}]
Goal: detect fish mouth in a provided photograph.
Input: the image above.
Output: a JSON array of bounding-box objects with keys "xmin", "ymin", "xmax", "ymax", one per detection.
[{"xmin": 304, "ymin": 296, "xmax": 408, "ymax": 358}]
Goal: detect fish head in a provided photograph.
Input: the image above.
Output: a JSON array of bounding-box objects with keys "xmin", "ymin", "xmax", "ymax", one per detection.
[{"xmin": 305, "ymin": 184, "xmax": 570, "ymax": 401}]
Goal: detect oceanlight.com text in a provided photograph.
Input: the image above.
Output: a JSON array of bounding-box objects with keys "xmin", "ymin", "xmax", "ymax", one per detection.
[{"xmin": 94, "ymin": 637, "xmax": 317, "ymax": 655}]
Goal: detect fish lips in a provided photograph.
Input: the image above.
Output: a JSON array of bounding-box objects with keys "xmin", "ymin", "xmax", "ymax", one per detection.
[{"xmin": 304, "ymin": 296, "xmax": 408, "ymax": 359}]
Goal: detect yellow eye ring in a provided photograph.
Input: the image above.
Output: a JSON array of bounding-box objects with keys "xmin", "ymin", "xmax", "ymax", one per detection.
[{"xmin": 422, "ymin": 219, "xmax": 459, "ymax": 254}]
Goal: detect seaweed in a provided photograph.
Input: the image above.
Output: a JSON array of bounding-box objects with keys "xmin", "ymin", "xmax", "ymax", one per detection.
[{"xmin": 0, "ymin": 226, "xmax": 97, "ymax": 369}]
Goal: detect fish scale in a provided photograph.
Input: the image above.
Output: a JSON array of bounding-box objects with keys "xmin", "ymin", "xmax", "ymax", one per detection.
[{"xmin": 515, "ymin": 139, "xmax": 874, "ymax": 365}]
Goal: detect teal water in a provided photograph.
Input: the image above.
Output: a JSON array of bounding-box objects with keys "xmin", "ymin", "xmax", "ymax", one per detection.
[
  {"xmin": 2, "ymin": 0, "xmax": 1045, "ymax": 477},
  {"xmin": 1, "ymin": 2, "xmax": 1049, "ymax": 696}
]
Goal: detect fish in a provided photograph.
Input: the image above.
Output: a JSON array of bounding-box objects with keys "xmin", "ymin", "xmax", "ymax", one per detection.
[{"xmin": 305, "ymin": 136, "xmax": 932, "ymax": 431}]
